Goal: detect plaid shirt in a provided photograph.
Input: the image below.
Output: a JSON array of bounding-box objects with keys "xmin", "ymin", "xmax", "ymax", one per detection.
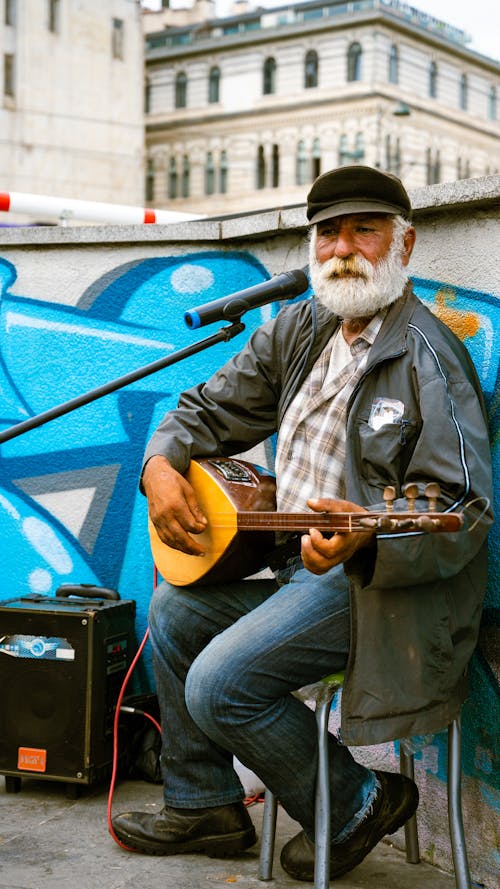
[{"xmin": 275, "ymin": 313, "xmax": 385, "ymax": 513}]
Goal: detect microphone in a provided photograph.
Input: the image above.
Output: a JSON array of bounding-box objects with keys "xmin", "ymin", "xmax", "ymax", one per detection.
[{"xmin": 184, "ymin": 268, "xmax": 309, "ymax": 329}]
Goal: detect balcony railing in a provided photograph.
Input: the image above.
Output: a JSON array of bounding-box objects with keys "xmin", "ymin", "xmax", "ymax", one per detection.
[{"xmin": 145, "ymin": 0, "xmax": 470, "ymax": 54}]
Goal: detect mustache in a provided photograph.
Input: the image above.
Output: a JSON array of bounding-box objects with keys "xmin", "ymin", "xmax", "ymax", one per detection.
[{"xmin": 319, "ymin": 256, "xmax": 372, "ymax": 281}]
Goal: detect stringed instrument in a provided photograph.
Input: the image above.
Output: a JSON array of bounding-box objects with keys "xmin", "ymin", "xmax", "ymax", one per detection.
[{"xmin": 149, "ymin": 457, "xmax": 464, "ymax": 587}]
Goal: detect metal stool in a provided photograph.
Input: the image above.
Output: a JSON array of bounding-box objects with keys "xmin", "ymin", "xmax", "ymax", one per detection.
[{"xmin": 258, "ymin": 672, "xmax": 471, "ymax": 889}]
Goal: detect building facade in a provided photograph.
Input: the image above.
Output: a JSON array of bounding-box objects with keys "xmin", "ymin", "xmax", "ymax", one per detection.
[
  {"xmin": 1, "ymin": 0, "xmax": 145, "ymax": 221},
  {"xmin": 144, "ymin": 0, "xmax": 500, "ymax": 216}
]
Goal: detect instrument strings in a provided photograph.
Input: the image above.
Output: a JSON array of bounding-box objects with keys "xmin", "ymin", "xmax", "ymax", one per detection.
[{"xmin": 202, "ymin": 511, "xmax": 368, "ymax": 530}]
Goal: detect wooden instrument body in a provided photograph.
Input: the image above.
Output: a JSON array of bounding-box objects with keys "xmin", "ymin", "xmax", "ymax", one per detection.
[{"xmin": 149, "ymin": 458, "xmax": 277, "ymax": 586}]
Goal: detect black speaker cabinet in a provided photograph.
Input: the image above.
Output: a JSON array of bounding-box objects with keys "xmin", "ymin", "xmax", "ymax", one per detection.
[{"xmin": 0, "ymin": 587, "xmax": 136, "ymax": 792}]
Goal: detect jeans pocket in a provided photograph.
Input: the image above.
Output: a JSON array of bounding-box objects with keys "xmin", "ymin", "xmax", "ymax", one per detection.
[{"xmin": 274, "ymin": 555, "xmax": 303, "ymax": 587}]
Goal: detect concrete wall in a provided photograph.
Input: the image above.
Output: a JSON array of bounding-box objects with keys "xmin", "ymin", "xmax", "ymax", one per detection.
[{"xmin": 0, "ymin": 174, "xmax": 498, "ymax": 887}]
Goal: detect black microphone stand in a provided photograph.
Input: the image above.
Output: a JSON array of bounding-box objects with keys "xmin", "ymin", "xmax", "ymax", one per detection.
[{"xmin": 0, "ymin": 320, "xmax": 246, "ymax": 444}]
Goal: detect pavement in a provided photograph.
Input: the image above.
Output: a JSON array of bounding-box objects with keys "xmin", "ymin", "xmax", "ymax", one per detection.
[{"xmin": 0, "ymin": 773, "xmax": 457, "ymax": 889}]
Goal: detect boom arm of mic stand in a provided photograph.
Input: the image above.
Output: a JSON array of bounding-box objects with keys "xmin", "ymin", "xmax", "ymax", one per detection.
[{"xmin": 0, "ymin": 321, "xmax": 246, "ymax": 445}]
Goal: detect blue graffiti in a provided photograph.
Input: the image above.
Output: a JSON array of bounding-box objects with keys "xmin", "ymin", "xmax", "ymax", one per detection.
[{"xmin": 0, "ymin": 252, "xmax": 276, "ymax": 640}]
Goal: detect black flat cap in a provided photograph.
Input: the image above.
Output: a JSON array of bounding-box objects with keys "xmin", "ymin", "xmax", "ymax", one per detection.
[{"xmin": 307, "ymin": 165, "xmax": 412, "ymax": 224}]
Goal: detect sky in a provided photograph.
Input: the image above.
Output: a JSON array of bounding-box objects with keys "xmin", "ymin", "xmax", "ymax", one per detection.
[
  {"xmin": 143, "ymin": 0, "xmax": 500, "ymax": 62},
  {"xmin": 397, "ymin": 0, "xmax": 499, "ymax": 60}
]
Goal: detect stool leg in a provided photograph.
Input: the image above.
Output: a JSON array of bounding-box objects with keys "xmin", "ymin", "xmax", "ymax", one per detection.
[
  {"xmin": 259, "ymin": 790, "xmax": 278, "ymax": 881},
  {"xmin": 314, "ymin": 683, "xmax": 341, "ymax": 889},
  {"xmin": 399, "ymin": 747, "xmax": 420, "ymax": 863},
  {"xmin": 448, "ymin": 718, "xmax": 471, "ymax": 889}
]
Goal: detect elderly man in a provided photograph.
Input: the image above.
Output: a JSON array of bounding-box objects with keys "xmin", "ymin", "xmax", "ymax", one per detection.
[{"xmin": 113, "ymin": 166, "xmax": 492, "ymax": 881}]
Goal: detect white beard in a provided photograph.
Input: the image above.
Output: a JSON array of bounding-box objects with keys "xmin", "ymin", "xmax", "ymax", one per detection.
[{"xmin": 309, "ymin": 228, "xmax": 409, "ymax": 320}]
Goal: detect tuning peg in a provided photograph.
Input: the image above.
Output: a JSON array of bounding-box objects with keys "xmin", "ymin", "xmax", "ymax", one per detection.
[
  {"xmin": 376, "ymin": 515, "xmax": 395, "ymax": 531},
  {"xmin": 403, "ymin": 483, "xmax": 419, "ymax": 512},
  {"xmin": 415, "ymin": 514, "xmax": 437, "ymax": 531},
  {"xmin": 425, "ymin": 482, "xmax": 441, "ymax": 510},
  {"xmin": 383, "ymin": 486, "xmax": 396, "ymax": 512},
  {"xmin": 359, "ymin": 517, "xmax": 379, "ymax": 529}
]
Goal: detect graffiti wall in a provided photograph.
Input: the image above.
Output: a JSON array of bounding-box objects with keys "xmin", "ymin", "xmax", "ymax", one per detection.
[
  {"xmin": 0, "ymin": 180, "xmax": 498, "ymax": 886},
  {"xmin": 0, "ymin": 250, "xmax": 288, "ymax": 651}
]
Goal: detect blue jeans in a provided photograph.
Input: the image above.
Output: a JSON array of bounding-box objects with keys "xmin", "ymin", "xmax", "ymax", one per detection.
[{"xmin": 148, "ymin": 561, "xmax": 377, "ymax": 840}]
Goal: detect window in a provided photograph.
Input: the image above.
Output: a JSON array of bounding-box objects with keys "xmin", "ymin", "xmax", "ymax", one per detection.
[
  {"xmin": 257, "ymin": 145, "xmax": 266, "ymax": 189},
  {"xmin": 112, "ymin": 18, "xmax": 124, "ymax": 60},
  {"xmin": 145, "ymin": 78, "xmax": 151, "ymax": 114},
  {"xmin": 304, "ymin": 50, "xmax": 318, "ymax": 89},
  {"xmin": 459, "ymin": 73, "xmax": 468, "ymax": 110},
  {"xmin": 488, "ymin": 85, "xmax": 497, "ymax": 121},
  {"xmin": 354, "ymin": 132, "xmax": 365, "ymax": 163},
  {"xmin": 384, "ymin": 134, "xmax": 392, "ymax": 170},
  {"xmin": 219, "ymin": 150, "xmax": 228, "ymax": 194},
  {"xmin": 263, "ymin": 57, "xmax": 276, "ymax": 95},
  {"xmin": 175, "ymin": 71, "xmax": 187, "ymax": 108},
  {"xmin": 4, "ymin": 53, "xmax": 14, "ymax": 97},
  {"xmin": 181, "ymin": 155, "xmax": 190, "ymax": 198},
  {"xmin": 433, "ymin": 150, "xmax": 441, "ymax": 183},
  {"xmin": 271, "ymin": 144, "xmax": 279, "ymax": 188},
  {"xmin": 311, "ymin": 138, "xmax": 321, "ymax": 179},
  {"xmin": 339, "ymin": 134, "xmax": 349, "ymax": 165},
  {"xmin": 5, "ymin": 0, "xmax": 15, "ymax": 26},
  {"xmin": 171, "ymin": 32, "xmax": 191, "ymax": 46},
  {"xmin": 388, "ymin": 44, "xmax": 399, "ymax": 84},
  {"xmin": 208, "ymin": 66, "xmax": 220, "ymax": 103},
  {"xmin": 48, "ymin": 0, "xmax": 60, "ymax": 33},
  {"xmin": 205, "ymin": 152, "xmax": 215, "ymax": 195},
  {"xmin": 168, "ymin": 158, "xmax": 178, "ymax": 199},
  {"xmin": 456, "ymin": 156, "xmax": 470, "ymax": 179},
  {"xmin": 338, "ymin": 133, "xmax": 364, "ymax": 166},
  {"xmin": 426, "ymin": 148, "xmax": 440, "ymax": 185},
  {"xmin": 394, "ymin": 138, "xmax": 401, "ymax": 176},
  {"xmin": 385, "ymin": 135, "xmax": 400, "ymax": 175},
  {"xmin": 145, "ymin": 159, "xmax": 154, "ymax": 202},
  {"xmin": 303, "ymin": 6, "xmax": 323, "ymax": 19},
  {"xmin": 347, "ymin": 42, "xmax": 362, "ymax": 82},
  {"xmin": 429, "ymin": 61, "xmax": 438, "ymax": 98},
  {"xmin": 296, "ymin": 140, "xmax": 308, "ymax": 185}
]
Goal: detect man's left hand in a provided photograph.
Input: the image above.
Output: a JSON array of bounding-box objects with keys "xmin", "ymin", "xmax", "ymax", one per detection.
[{"xmin": 301, "ymin": 498, "xmax": 374, "ymax": 575}]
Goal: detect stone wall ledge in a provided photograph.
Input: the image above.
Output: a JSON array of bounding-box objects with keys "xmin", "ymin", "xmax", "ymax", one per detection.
[{"xmin": 0, "ymin": 175, "xmax": 498, "ymax": 248}]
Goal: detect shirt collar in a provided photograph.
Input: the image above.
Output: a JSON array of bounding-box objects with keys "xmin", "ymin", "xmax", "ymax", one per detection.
[{"xmin": 349, "ymin": 308, "xmax": 387, "ymax": 352}]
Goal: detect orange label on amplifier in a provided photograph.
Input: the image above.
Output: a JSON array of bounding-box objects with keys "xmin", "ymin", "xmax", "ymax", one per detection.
[{"xmin": 17, "ymin": 747, "xmax": 47, "ymax": 772}]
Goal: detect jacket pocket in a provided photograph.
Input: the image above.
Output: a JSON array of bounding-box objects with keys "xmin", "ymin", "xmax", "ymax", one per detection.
[{"xmin": 356, "ymin": 416, "xmax": 418, "ymax": 487}]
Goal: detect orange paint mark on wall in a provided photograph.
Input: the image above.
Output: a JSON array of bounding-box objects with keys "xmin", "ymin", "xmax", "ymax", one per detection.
[{"xmin": 432, "ymin": 287, "xmax": 481, "ymax": 341}]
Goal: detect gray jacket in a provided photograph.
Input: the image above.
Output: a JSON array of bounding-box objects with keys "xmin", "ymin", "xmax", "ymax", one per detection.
[{"xmin": 144, "ymin": 284, "xmax": 493, "ymax": 745}]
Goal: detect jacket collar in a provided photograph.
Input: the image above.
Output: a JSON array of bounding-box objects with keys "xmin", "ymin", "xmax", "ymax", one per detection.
[{"xmin": 367, "ymin": 281, "xmax": 417, "ymax": 367}]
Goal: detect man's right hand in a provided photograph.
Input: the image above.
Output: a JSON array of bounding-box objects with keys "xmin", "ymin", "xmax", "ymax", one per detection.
[{"xmin": 142, "ymin": 455, "xmax": 208, "ymax": 555}]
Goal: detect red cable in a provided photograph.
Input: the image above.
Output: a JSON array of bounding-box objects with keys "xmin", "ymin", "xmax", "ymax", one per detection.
[
  {"xmin": 107, "ymin": 565, "xmax": 162, "ymax": 849},
  {"xmin": 107, "ymin": 625, "xmax": 162, "ymax": 850},
  {"xmin": 243, "ymin": 792, "xmax": 265, "ymax": 807}
]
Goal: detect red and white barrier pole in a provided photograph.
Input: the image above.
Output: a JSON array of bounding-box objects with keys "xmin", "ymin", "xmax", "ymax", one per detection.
[{"xmin": 0, "ymin": 191, "xmax": 205, "ymax": 225}]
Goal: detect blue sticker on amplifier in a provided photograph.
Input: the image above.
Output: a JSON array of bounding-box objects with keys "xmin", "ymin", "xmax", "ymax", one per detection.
[{"xmin": 0, "ymin": 634, "xmax": 75, "ymax": 660}]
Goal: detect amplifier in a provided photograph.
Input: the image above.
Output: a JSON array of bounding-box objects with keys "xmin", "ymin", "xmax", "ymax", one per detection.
[{"xmin": 0, "ymin": 585, "xmax": 136, "ymax": 793}]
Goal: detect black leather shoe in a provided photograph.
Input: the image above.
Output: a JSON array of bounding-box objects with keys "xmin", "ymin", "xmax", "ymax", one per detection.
[
  {"xmin": 280, "ymin": 770, "xmax": 419, "ymax": 881},
  {"xmin": 112, "ymin": 801, "xmax": 256, "ymax": 857}
]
